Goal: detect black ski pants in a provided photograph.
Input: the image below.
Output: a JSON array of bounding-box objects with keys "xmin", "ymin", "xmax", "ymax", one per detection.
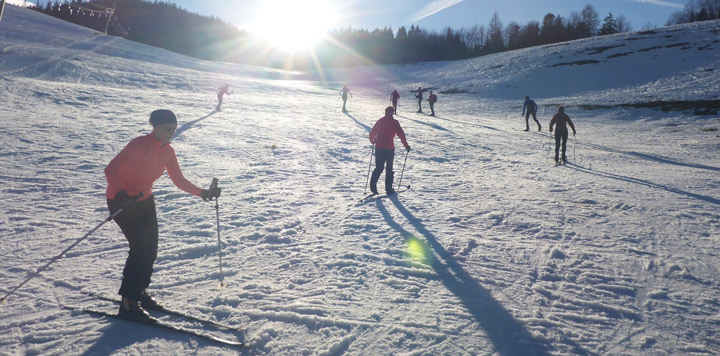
[
  {"xmin": 525, "ymin": 110, "xmax": 541, "ymax": 130},
  {"xmin": 108, "ymin": 195, "xmax": 158, "ymax": 300},
  {"xmin": 370, "ymin": 148, "xmax": 395, "ymax": 194},
  {"xmin": 554, "ymin": 129, "xmax": 569, "ymax": 162}
]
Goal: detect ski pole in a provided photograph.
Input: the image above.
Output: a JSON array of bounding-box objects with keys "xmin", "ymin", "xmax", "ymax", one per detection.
[
  {"xmin": 1, "ymin": 194, "xmax": 141, "ymax": 304},
  {"xmin": 548, "ymin": 132, "xmax": 553, "ymax": 162},
  {"xmin": 397, "ymin": 149, "xmax": 410, "ymax": 192},
  {"xmin": 209, "ymin": 178, "xmax": 225, "ymax": 288},
  {"xmin": 364, "ymin": 143, "xmax": 375, "ymax": 194},
  {"xmin": 573, "ymin": 134, "xmax": 576, "ymax": 162}
]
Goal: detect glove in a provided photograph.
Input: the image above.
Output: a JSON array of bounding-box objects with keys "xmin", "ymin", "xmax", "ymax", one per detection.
[
  {"xmin": 201, "ymin": 187, "xmax": 222, "ymax": 201},
  {"xmin": 113, "ymin": 191, "xmax": 142, "ymax": 206},
  {"xmin": 405, "ymin": 145, "xmax": 411, "ymax": 152}
]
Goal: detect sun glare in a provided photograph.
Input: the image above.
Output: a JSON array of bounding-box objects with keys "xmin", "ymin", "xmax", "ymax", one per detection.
[{"xmin": 251, "ymin": 0, "xmax": 337, "ymax": 52}]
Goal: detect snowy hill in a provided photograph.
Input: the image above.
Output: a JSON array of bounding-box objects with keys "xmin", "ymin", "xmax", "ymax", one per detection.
[{"xmin": 1, "ymin": 4, "xmax": 720, "ymax": 355}]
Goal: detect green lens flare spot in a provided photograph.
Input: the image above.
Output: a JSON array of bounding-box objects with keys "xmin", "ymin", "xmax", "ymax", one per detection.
[{"xmin": 405, "ymin": 236, "xmax": 433, "ymax": 266}]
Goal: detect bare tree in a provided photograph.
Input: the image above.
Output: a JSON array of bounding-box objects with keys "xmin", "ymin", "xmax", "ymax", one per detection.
[
  {"xmin": 616, "ymin": 15, "xmax": 632, "ymax": 33},
  {"xmin": 580, "ymin": 4, "xmax": 600, "ymax": 37}
]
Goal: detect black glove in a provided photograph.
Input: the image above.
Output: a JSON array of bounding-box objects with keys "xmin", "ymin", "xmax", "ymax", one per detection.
[
  {"xmin": 201, "ymin": 187, "xmax": 222, "ymax": 201},
  {"xmin": 405, "ymin": 145, "xmax": 411, "ymax": 153},
  {"xmin": 113, "ymin": 191, "xmax": 142, "ymax": 207}
]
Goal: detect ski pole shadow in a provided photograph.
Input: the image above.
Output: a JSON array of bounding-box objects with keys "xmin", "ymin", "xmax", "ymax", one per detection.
[
  {"xmin": 567, "ymin": 163, "xmax": 720, "ymax": 205},
  {"xmin": 373, "ymin": 198, "xmax": 567, "ymax": 356},
  {"xmin": 174, "ymin": 110, "xmax": 219, "ymax": 137},
  {"xmin": 344, "ymin": 112, "xmax": 370, "ymax": 132}
]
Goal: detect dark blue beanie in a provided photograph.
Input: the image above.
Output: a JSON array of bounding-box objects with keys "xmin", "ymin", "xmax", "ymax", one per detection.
[{"xmin": 149, "ymin": 109, "xmax": 177, "ymax": 126}]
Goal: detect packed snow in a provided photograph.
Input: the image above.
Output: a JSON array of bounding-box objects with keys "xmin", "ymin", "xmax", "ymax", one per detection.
[{"xmin": 1, "ymin": 4, "xmax": 719, "ymax": 355}]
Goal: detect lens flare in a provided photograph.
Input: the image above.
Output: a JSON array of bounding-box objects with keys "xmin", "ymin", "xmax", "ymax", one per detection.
[{"xmin": 405, "ymin": 237, "xmax": 433, "ymax": 266}]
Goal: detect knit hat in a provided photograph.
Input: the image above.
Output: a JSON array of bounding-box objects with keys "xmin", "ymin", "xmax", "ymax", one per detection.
[
  {"xmin": 149, "ymin": 109, "xmax": 177, "ymax": 126},
  {"xmin": 385, "ymin": 106, "xmax": 395, "ymax": 115}
]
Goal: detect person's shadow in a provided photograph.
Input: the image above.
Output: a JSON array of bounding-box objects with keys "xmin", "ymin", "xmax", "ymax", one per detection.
[
  {"xmin": 374, "ymin": 197, "xmax": 588, "ymax": 356},
  {"xmin": 80, "ymin": 320, "xmax": 159, "ymax": 355},
  {"xmin": 80, "ymin": 314, "xmax": 250, "ymax": 355},
  {"xmin": 174, "ymin": 110, "xmax": 219, "ymax": 137},
  {"xmin": 344, "ymin": 112, "xmax": 370, "ymax": 132}
]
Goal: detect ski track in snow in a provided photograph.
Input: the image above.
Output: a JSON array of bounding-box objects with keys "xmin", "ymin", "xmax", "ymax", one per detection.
[{"xmin": 1, "ymin": 5, "xmax": 720, "ymax": 355}]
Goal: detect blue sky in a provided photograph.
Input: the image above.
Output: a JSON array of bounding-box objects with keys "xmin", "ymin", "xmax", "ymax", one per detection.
[{"xmin": 159, "ymin": 0, "xmax": 685, "ymax": 31}]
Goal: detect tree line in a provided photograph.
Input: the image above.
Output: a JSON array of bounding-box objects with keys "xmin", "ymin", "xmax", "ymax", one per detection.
[
  {"xmin": 28, "ymin": 0, "xmax": 246, "ymax": 62},
  {"xmin": 29, "ymin": 0, "xmax": 701, "ymax": 69},
  {"xmin": 667, "ymin": 0, "xmax": 720, "ymax": 24},
  {"xmin": 306, "ymin": 5, "xmax": 632, "ymax": 69}
]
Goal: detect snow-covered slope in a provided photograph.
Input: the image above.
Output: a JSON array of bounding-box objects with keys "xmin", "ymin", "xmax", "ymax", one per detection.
[{"xmin": 1, "ymin": 4, "xmax": 719, "ymax": 355}]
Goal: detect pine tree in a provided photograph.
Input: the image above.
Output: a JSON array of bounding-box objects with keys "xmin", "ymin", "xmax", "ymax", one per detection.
[{"xmin": 598, "ymin": 13, "xmax": 618, "ymax": 35}]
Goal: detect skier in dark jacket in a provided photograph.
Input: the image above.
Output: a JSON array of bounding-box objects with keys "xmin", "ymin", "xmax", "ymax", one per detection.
[
  {"xmin": 105, "ymin": 109, "xmax": 221, "ymax": 320},
  {"xmin": 428, "ymin": 91, "xmax": 437, "ymax": 116},
  {"xmin": 415, "ymin": 87, "xmax": 424, "ymax": 113},
  {"xmin": 549, "ymin": 106, "xmax": 576, "ymax": 164},
  {"xmin": 390, "ymin": 90, "xmax": 400, "ymax": 114},
  {"xmin": 522, "ymin": 96, "xmax": 541, "ymax": 131},
  {"xmin": 369, "ymin": 106, "xmax": 411, "ymax": 195},
  {"xmin": 340, "ymin": 85, "xmax": 352, "ymax": 112}
]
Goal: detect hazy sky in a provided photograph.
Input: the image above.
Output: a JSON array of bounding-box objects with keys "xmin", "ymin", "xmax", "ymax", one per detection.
[
  {"xmin": 8, "ymin": 0, "xmax": 687, "ymax": 32},
  {"xmin": 161, "ymin": 0, "xmax": 685, "ymax": 31}
]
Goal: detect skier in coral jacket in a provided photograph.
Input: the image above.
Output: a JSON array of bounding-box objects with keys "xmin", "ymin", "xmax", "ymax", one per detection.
[
  {"xmin": 368, "ymin": 106, "xmax": 411, "ymax": 195},
  {"xmin": 105, "ymin": 109, "xmax": 221, "ymax": 321}
]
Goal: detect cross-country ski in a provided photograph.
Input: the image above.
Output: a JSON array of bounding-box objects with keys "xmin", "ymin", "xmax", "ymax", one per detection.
[{"xmin": 62, "ymin": 305, "xmax": 246, "ymax": 348}]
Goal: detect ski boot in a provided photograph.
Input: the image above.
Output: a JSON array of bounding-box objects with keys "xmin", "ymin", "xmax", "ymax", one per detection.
[
  {"xmin": 140, "ymin": 291, "xmax": 164, "ymax": 311},
  {"xmin": 119, "ymin": 297, "xmax": 154, "ymax": 322}
]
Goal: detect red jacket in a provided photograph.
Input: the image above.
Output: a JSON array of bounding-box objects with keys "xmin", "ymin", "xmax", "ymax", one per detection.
[
  {"xmin": 105, "ymin": 133, "xmax": 202, "ymax": 201},
  {"xmin": 369, "ymin": 115, "xmax": 408, "ymax": 150}
]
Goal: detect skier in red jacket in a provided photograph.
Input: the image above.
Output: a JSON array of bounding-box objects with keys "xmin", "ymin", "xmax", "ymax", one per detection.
[
  {"xmin": 105, "ymin": 109, "xmax": 220, "ymax": 320},
  {"xmin": 368, "ymin": 106, "xmax": 411, "ymax": 195}
]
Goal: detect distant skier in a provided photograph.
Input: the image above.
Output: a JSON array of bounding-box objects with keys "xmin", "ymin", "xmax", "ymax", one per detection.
[
  {"xmin": 390, "ymin": 89, "xmax": 400, "ymax": 114},
  {"xmin": 415, "ymin": 87, "xmax": 425, "ymax": 113},
  {"xmin": 216, "ymin": 84, "xmax": 230, "ymax": 111},
  {"xmin": 105, "ymin": 109, "xmax": 221, "ymax": 321},
  {"xmin": 549, "ymin": 106, "xmax": 576, "ymax": 164},
  {"xmin": 522, "ymin": 96, "xmax": 541, "ymax": 131},
  {"xmin": 369, "ymin": 106, "xmax": 411, "ymax": 195},
  {"xmin": 428, "ymin": 91, "xmax": 437, "ymax": 116},
  {"xmin": 340, "ymin": 85, "xmax": 352, "ymax": 112}
]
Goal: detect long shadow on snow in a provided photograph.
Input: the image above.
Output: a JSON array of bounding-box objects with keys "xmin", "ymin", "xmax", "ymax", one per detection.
[
  {"xmin": 567, "ymin": 163, "xmax": 720, "ymax": 205},
  {"xmin": 576, "ymin": 139, "xmax": 720, "ymax": 172},
  {"xmin": 374, "ymin": 197, "xmax": 572, "ymax": 356},
  {"xmin": 174, "ymin": 110, "xmax": 218, "ymax": 138},
  {"xmin": 424, "ymin": 114, "xmax": 502, "ymax": 132},
  {"xmin": 398, "ymin": 115, "xmax": 457, "ymax": 135},
  {"xmin": 344, "ymin": 112, "xmax": 371, "ymax": 132}
]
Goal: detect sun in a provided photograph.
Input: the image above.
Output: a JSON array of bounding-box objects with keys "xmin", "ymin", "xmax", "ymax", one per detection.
[{"xmin": 251, "ymin": 0, "xmax": 337, "ymax": 52}]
